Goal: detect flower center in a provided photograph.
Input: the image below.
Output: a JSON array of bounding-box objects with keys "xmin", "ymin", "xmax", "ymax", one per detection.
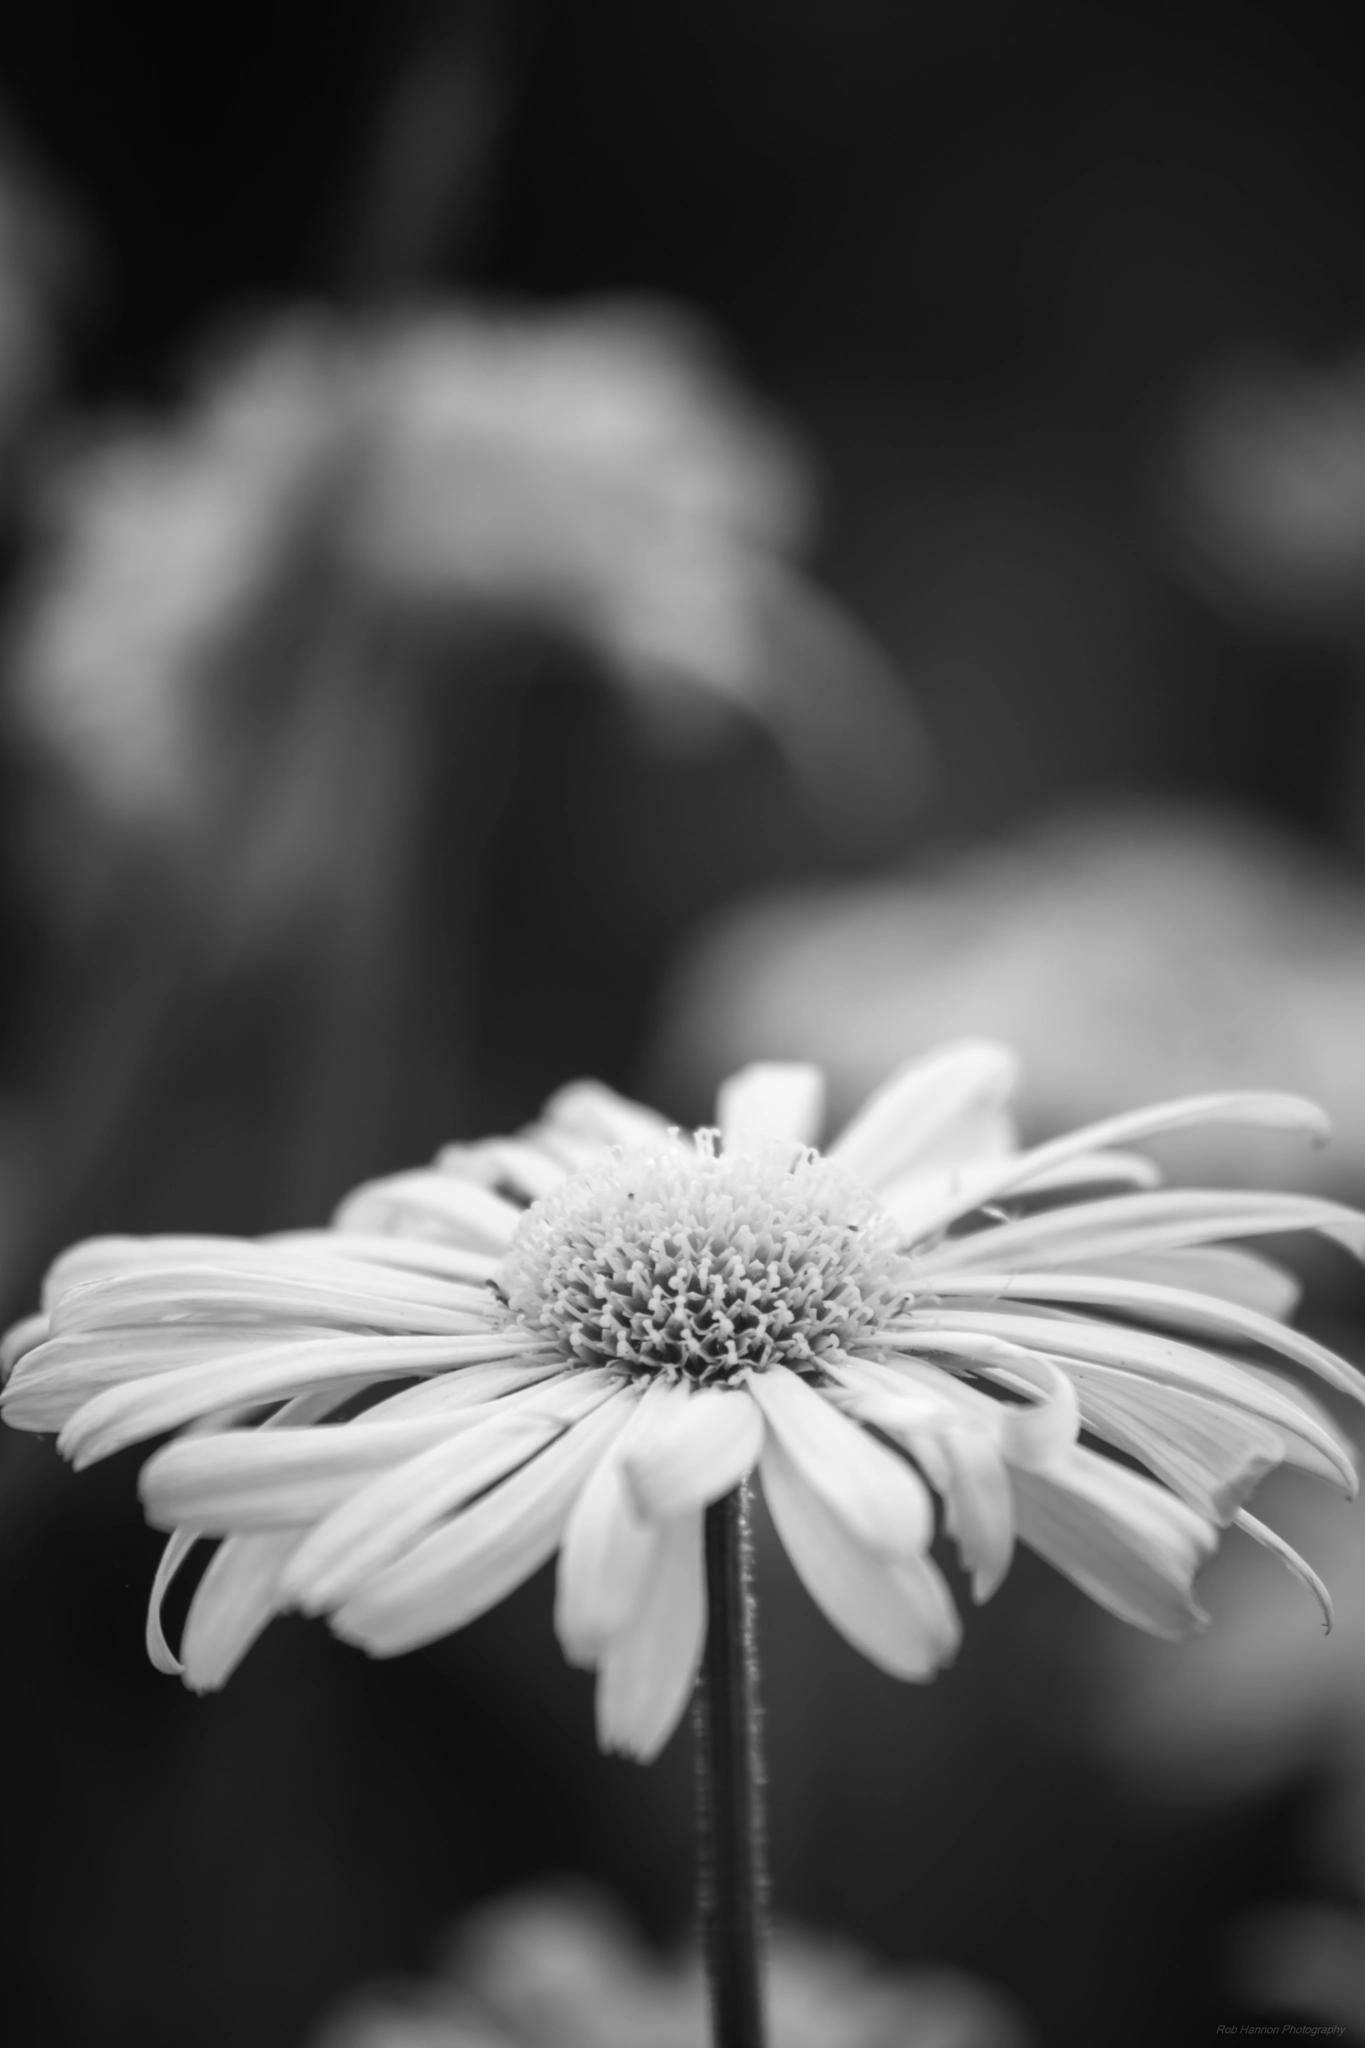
[{"xmin": 499, "ymin": 1133, "xmax": 911, "ymax": 1384}]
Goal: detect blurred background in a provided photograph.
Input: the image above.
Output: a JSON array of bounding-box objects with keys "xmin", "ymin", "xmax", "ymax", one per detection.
[{"xmin": 4, "ymin": 2, "xmax": 1365, "ymax": 2042}]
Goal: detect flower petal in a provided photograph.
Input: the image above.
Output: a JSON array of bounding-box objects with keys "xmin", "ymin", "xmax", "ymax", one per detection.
[
  {"xmin": 355, "ymin": 1358, "xmax": 566, "ymax": 1420},
  {"xmin": 904, "ymin": 1091, "xmax": 1331, "ymax": 1241},
  {"xmin": 433, "ymin": 1137, "xmax": 568, "ymax": 1204},
  {"xmin": 555, "ymin": 1379, "xmax": 690, "ymax": 1665},
  {"xmin": 0, "ymin": 1312, "xmax": 47, "ymax": 1380},
  {"xmin": 760, "ymin": 1436, "xmax": 960, "ymax": 1678},
  {"xmin": 332, "ymin": 1388, "xmax": 637, "ymax": 1655},
  {"xmin": 536, "ymin": 1080, "xmax": 677, "ymax": 1154},
  {"xmin": 1234, "ymin": 1509, "xmax": 1334, "ymax": 1631},
  {"xmin": 1005, "ymin": 1150, "xmax": 1163, "ymax": 1196},
  {"xmin": 717, "ymin": 1062, "xmax": 825, "ymax": 1154},
  {"xmin": 845, "ymin": 1343, "xmax": 1081, "ymax": 1470},
  {"xmin": 622, "ymin": 1387, "xmax": 765, "ymax": 1522},
  {"xmin": 937, "ymin": 1429, "xmax": 1016, "ymax": 1602},
  {"xmin": 273, "ymin": 1231, "xmax": 502, "ymax": 1286},
  {"xmin": 828, "ymin": 1040, "xmax": 1019, "ymax": 1189},
  {"xmin": 41, "ymin": 1231, "xmax": 502, "ymax": 1308},
  {"xmin": 145, "ymin": 1527, "xmax": 198, "ymax": 1675},
  {"xmin": 890, "ymin": 1307, "xmax": 1360, "ymax": 1485},
  {"xmin": 1064, "ymin": 1366, "xmax": 1288, "ymax": 1522},
  {"xmin": 919, "ymin": 1189, "xmax": 1365, "ymax": 1276},
  {"xmin": 1075, "ymin": 1246, "xmax": 1299, "ymax": 1321},
  {"xmin": 55, "ymin": 1330, "xmax": 547, "ymax": 1469},
  {"xmin": 333, "ymin": 1172, "xmax": 524, "ymax": 1250},
  {"xmin": 595, "ymin": 1512, "xmax": 707, "ymax": 1761},
  {"xmin": 141, "ymin": 1405, "xmax": 545, "ymax": 1534},
  {"xmin": 48, "ymin": 1263, "xmax": 498, "ymax": 1338},
  {"xmin": 40, "ymin": 1234, "xmax": 295, "ymax": 1308},
  {"xmin": 1011, "ymin": 1446, "xmax": 1216, "ymax": 1637},
  {"xmin": 282, "ymin": 1373, "xmax": 620, "ymax": 1611},
  {"xmin": 881, "ymin": 1151, "xmax": 1162, "ymax": 1242},
  {"xmin": 4, "ymin": 1330, "xmax": 303, "ymax": 1433},
  {"xmin": 921, "ymin": 1268, "xmax": 1353, "ymax": 1403},
  {"xmin": 747, "ymin": 1365, "xmax": 932, "ymax": 1556},
  {"xmin": 180, "ymin": 1530, "xmax": 302, "ymax": 1692}
]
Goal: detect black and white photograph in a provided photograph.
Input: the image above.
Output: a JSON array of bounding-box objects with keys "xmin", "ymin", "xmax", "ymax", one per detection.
[{"xmin": 2, "ymin": 5, "xmax": 1364, "ymax": 2043}]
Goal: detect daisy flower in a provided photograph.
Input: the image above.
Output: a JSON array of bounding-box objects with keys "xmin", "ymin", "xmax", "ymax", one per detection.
[{"xmin": 3, "ymin": 1041, "xmax": 1361, "ymax": 1761}]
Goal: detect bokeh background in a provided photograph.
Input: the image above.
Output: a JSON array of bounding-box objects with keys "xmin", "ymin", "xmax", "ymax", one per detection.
[{"xmin": 4, "ymin": 3, "xmax": 1365, "ymax": 2042}]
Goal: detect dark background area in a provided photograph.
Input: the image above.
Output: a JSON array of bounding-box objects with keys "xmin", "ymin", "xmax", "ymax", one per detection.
[{"xmin": 2, "ymin": 3, "xmax": 1365, "ymax": 2043}]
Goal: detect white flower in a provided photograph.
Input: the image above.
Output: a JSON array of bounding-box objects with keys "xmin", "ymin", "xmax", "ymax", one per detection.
[
  {"xmin": 654, "ymin": 803, "xmax": 1365, "ymax": 1196},
  {"xmin": 7, "ymin": 303, "xmax": 918, "ymax": 860},
  {"xmin": 310, "ymin": 1885, "xmax": 1029, "ymax": 2048},
  {"xmin": 3, "ymin": 1042, "xmax": 1360, "ymax": 1760}
]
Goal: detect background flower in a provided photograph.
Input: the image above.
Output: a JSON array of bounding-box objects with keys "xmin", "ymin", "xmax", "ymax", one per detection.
[
  {"xmin": 4, "ymin": 298, "xmax": 923, "ymax": 915},
  {"xmin": 650, "ymin": 803, "xmax": 1365, "ymax": 1197},
  {"xmin": 310, "ymin": 1885, "xmax": 1031, "ymax": 2048}
]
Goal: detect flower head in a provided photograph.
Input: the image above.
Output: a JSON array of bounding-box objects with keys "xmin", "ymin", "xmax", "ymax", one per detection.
[
  {"xmin": 4, "ymin": 1041, "xmax": 1362, "ymax": 1760},
  {"xmin": 499, "ymin": 1135, "xmax": 908, "ymax": 1381}
]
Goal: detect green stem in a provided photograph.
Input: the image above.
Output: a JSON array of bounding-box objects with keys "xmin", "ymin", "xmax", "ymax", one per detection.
[{"xmin": 694, "ymin": 1485, "xmax": 768, "ymax": 2048}]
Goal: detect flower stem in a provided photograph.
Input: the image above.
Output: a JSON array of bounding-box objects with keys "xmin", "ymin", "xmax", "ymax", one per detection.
[{"xmin": 694, "ymin": 1484, "xmax": 768, "ymax": 2048}]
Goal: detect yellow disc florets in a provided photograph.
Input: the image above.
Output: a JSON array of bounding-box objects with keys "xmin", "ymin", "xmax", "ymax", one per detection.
[{"xmin": 499, "ymin": 1132, "xmax": 911, "ymax": 1383}]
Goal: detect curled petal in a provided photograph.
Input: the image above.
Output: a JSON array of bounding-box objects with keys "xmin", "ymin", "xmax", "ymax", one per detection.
[
  {"xmin": 761, "ymin": 1437, "xmax": 960, "ymax": 1679},
  {"xmin": 922, "ymin": 1268, "xmax": 1362, "ymax": 1412},
  {"xmin": 891, "ymin": 1308, "xmax": 1359, "ymax": 1490},
  {"xmin": 145, "ymin": 1527, "xmax": 199, "ymax": 1675},
  {"xmin": 858, "ymin": 1341, "xmax": 1081, "ymax": 1475},
  {"xmin": 1234, "ymin": 1509, "xmax": 1334, "ymax": 1632},
  {"xmin": 984, "ymin": 1352, "xmax": 1082, "ymax": 1472},
  {"xmin": 181, "ymin": 1530, "xmax": 302, "ymax": 1692},
  {"xmin": 595, "ymin": 1513, "xmax": 706, "ymax": 1761}
]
